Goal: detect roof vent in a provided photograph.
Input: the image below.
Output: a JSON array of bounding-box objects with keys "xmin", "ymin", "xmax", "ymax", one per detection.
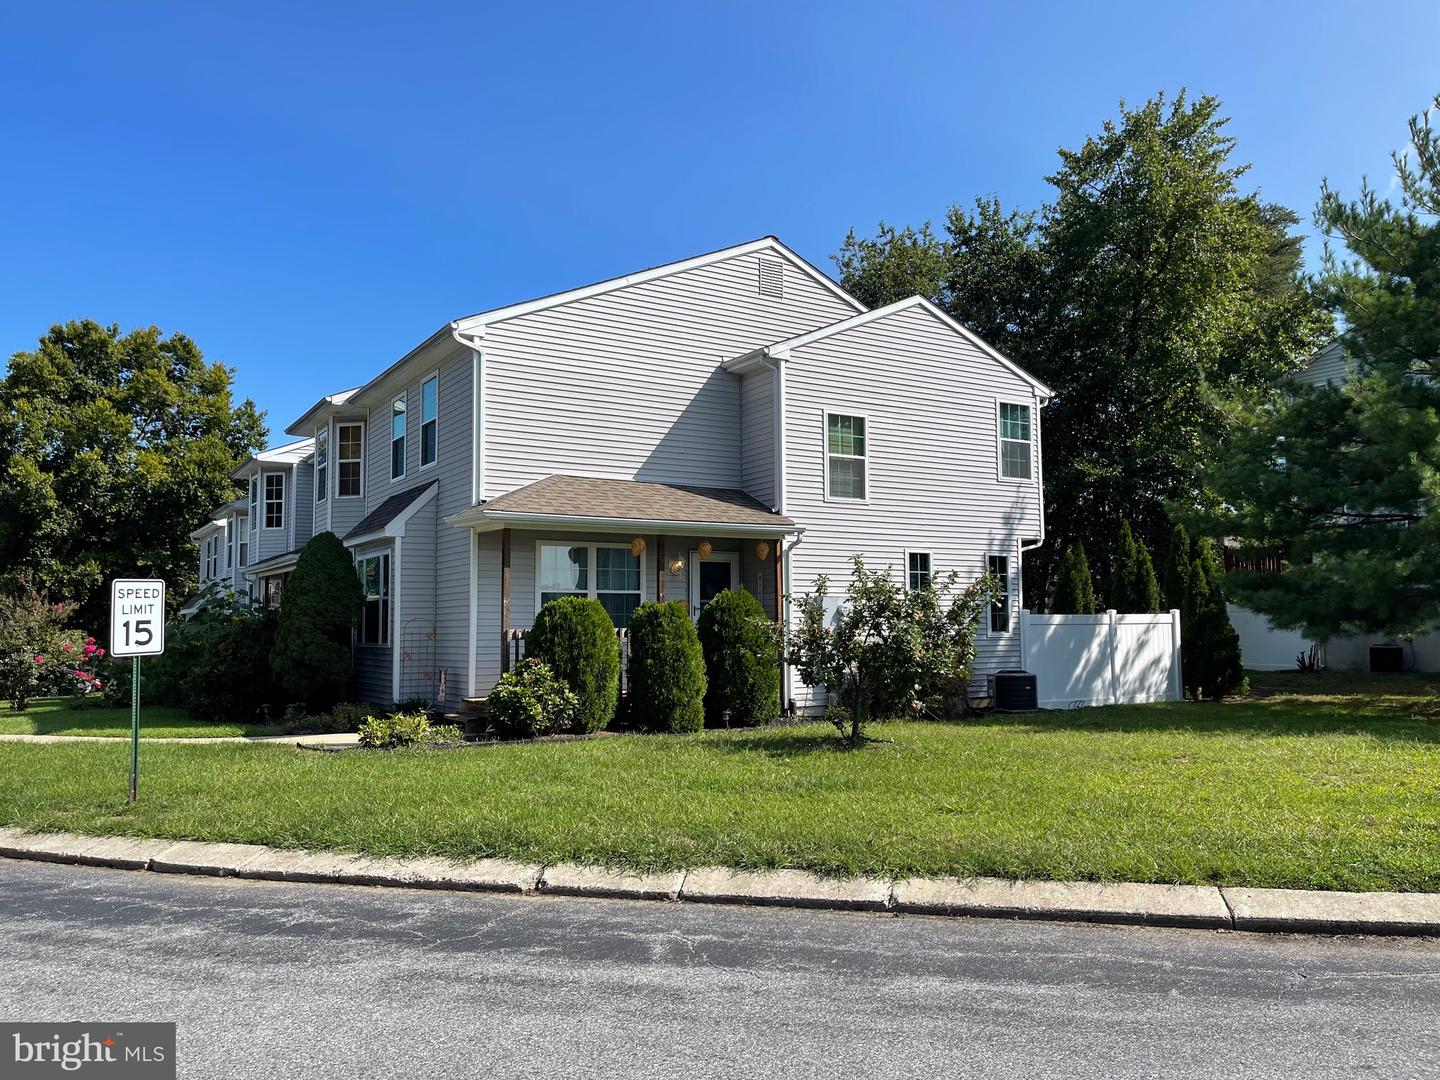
[{"xmin": 758, "ymin": 256, "xmax": 784, "ymax": 298}]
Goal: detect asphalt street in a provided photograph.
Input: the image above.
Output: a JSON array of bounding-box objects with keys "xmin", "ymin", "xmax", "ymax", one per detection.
[{"xmin": 1, "ymin": 859, "xmax": 1438, "ymax": 1079}]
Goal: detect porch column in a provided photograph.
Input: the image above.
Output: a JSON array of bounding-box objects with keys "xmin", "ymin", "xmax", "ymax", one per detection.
[
  {"xmin": 499, "ymin": 527, "xmax": 512, "ymax": 673},
  {"xmin": 655, "ymin": 535, "xmax": 665, "ymax": 602}
]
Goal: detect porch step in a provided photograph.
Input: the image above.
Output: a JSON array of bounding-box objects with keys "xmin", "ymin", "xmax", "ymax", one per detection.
[{"xmin": 460, "ymin": 696, "xmax": 488, "ymax": 717}]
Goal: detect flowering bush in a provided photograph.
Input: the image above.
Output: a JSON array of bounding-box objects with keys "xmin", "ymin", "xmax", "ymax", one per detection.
[
  {"xmin": 0, "ymin": 591, "xmax": 104, "ymax": 711},
  {"xmin": 487, "ymin": 658, "xmax": 580, "ymax": 738}
]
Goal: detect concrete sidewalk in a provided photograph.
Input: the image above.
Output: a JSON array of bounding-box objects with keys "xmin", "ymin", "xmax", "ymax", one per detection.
[
  {"xmin": 0, "ymin": 732, "xmax": 359, "ymax": 747},
  {"xmin": 1, "ymin": 826, "xmax": 1436, "ymax": 936}
]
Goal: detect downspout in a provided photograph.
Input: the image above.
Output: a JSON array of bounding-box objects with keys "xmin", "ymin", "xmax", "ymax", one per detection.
[
  {"xmin": 1018, "ymin": 393, "xmax": 1049, "ymax": 611},
  {"xmin": 453, "ymin": 326, "xmax": 485, "ymax": 699}
]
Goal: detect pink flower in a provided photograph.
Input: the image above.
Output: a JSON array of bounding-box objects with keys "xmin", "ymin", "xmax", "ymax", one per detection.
[
  {"xmin": 33, "ymin": 655, "xmax": 43, "ymax": 663},
  {"xmin": 86, "ymin": 636, "xmax": 95, "ymax": 645},
  {"xmin": 63, "ymin": 642, "xmax": 73, "ymax": 653},
  {"xmin": 96, "ymin": 648, "xmax": 105, "ymax": 658},
  {"xmin": 83, "ymin": 644, "xmax": 96, "ymax": 656}
]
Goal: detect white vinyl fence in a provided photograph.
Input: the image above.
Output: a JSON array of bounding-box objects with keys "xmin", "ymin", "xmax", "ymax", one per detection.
[{"xmin": 1019, "ymin": 609, "xmax": 1183, "ymax": 709}]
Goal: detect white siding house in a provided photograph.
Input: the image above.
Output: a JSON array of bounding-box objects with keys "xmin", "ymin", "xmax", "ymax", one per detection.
[{"xmin": 191, "ymin": 236, "xmax": 1054, "ymax": 710}]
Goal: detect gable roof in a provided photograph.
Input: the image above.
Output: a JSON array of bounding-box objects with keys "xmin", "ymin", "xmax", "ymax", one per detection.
[
  {"xmin": 726, "ymin": 294, "xmax": 1054, "ymax": 399},
  {"xmin": 315, "ymin": 237, "xmax": 867, "ymax": 427},
  {"xmin": 448, "ymin": 474, "xmax": 798, "ymax": 535},
  {"xmin": 230, "ymin": 438, "xmax": 315, "ymax": 480},
  {"xmin": 286, "ymin": 387, "xmax": 361, "ymax": 436},
  {"xmin": 343, "ymin": 480, "xmax": 438, "ymax": 545}
]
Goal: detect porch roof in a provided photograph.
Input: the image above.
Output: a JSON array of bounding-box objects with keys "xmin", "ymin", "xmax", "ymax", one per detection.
[{"xmin": 447, "ymin": 474, "xmax": 798, "ymax": 536}]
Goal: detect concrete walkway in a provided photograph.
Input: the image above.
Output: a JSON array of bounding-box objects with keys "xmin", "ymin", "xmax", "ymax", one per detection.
[
  {"xmin": 0, "ymin": 731, "xmax": 359, "ymax": 747},
  {"xmin": 1, "ymin": 825, "xmax": 1436, "ymax": 936}
]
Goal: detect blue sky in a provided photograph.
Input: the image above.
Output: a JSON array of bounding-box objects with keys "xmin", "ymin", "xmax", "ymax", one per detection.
[{"xmin": 2, "ymin": 1, "xmax": 1435, "ymax": 443}]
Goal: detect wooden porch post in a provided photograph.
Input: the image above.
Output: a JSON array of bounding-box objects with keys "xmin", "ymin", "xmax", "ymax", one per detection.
[
  {"xmin": 773, "ymin": 537, "xmax": 784, "ymax": 622},
  {"xmin": 655, "ymin": 535, "xmax": 665, "ymax": 602},
  {"xmin": 499, "ymin": 527, "xmax": 512, "ymax": 673}
]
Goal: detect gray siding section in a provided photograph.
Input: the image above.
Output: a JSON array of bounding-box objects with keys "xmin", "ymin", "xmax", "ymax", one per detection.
[
  {"xmin": 327, "ymin": 411, "xmax": 370, "ymax": 539},
  {"xmin": 353, "ymin": 539, "xmax": 394, "ymax": 705},
  {"xmin": 291, "ymin": 461, "xmax": 315, "ymax": 547},
  {"xmin": 780, "ymin": 304, "xmax": 1046, "ymax": 706},
  {"xmin": 481, "ymin": 250, "xmax": 858, "ymax": 495},
  {"xmin": 397, "ymin": 498, "xmax": 438, "ymax": 704},
  {"xmin": 739, "ymin": 367, "xmax": 776, "ymax": 508},
  {"xmin": 431, "ymin": 354, "xmax": 475, "ymax": 711},
  {"xmin": 1296, "ymin": 340, "xmax": 1350, "ymax": 388},
  {"xmin": 254, "ymin": 468, "xmax": 292, "ymax": 562}
]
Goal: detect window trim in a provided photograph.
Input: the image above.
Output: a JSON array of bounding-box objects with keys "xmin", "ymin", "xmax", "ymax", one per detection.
[
  {"xmin": 225, "ymin": 525, "xmax": 234, "ymax": 573},
  {"xmin": 314, "ymin": 423, "xmax": 329, "ymax": 503},
  {"xmin": 418, "ymin": 372, "xmax": 439, "ymax": 470},
  {"xmin": 986, "ymin": 553, "xmax": 1012, "ymax": 636},
  {"xmin": 355, "ymin": 551, "xmax": 392, "ymax": 647},
  {"xmin": 248, "ymin": 475, "xmax": 258, "ymax": 528},
  {"xmin": 822, "ymin": 409, "xmax": 870, "ymax": 504},
  {"xmin": 996, "ymin": 399, "xmax": 1035, "ymax": 484},
  {"xmin": 533, "ymin": 540, "xmax": 645, "ymax": 627},
  {"xmin": 904, "ymin": 550, "xmax": 933, "ymax": 592},
  {"xmin": 263, "ymin": 472, "xmax": 286, "ymax": 531},
  {"xmin": 390, "ymin": 392, "xmax": 408, "ymax": 482},
  {"xmin": 336, "ymin": 421, "xmax": 365, "ymax": 499}
]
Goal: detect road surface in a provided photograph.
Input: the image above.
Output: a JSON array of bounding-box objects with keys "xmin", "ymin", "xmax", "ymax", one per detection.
[{"xmin": 2, "ymin": 859, "xmax": 1437, "ymax": 1078}]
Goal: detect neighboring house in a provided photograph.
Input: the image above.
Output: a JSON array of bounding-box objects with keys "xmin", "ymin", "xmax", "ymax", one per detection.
[
  {"xmin": 1229, "ymin": 337, "xmax": 1439, "ymax": 671},
  {"xmin": 185, "ymin": 236, "xmax": 1053, "ymax": 710}
]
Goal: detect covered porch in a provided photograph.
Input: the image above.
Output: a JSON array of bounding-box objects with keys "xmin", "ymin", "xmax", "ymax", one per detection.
[{"xmin": 448, "ymin": 474, "xmax": 800, "ymax": 695}]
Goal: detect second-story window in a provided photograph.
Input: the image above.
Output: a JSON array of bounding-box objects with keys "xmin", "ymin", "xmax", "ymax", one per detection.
[
  {"xmin": 225, "ymin": 526, "xmax": 234, "ymax": 572},
  {"xmin": 826, "ymin": 413, "xmax": 867, "ymax": 500},
  {"xmin": 337, "ymin": 423, "xmax": 363, "ymax": 497},
  {"xmin": 391, "ymin": 393, "xmax": 407, "ymax": 480},
  {"xmin": 237, "ymin": 515, "xmax": 248, "ymax": 567},
  {"xmin": 420, "ymin": 375, "xmax": 438, "ymax": 468},
  {"xmin": 264, "ymin": 473, "xmax": 285, "ymax": 529},
  {"xmin": 248, "ymin": 476, "xmax": 258, "ymax": 525},
  {"xmin": 998, "ymin": 402, "xmax": 1033, "ymax": 481},
  {"xmin": 315, "ymin": 426, "xmax": 328, "ymax": 502}
]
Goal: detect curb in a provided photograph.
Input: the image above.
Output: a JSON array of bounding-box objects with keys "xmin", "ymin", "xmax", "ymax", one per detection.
[{"xmin": 1, "ymin": 827, "xmax": 1437, "ymax": 937}]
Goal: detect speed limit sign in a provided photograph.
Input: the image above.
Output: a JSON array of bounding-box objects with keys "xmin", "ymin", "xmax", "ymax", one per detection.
[{"xmin": 111, "ymin": 579, "xmax": 166, "ymax": 656}]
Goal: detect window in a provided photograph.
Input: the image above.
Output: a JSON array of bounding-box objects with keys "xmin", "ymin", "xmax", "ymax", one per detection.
[
  {"xmin": 907, "ymin": 552, "xmax": 932, "ymax": 591},
  {"xmin": 826, "ymin": 413, "xmax": 867, "ymax": 500},
  {"xmin": 237, "ymin": 515, "xmax": 248, "ymax": 567},
  {"xmin": 988, "ymin": 555, "xmax": 1011, "ymax": 633},
  {"xmin": 264, "ymin": 473, "xmax": 285, "ymax": 529},
  {"xmin": 419, "ymin": 376, "xmax": 438, "ymax": 468},
  {"xmin": 357, "ymin": 553, "xmax": 391, "ymax": 645},
  {"xmin": 314, "ymin": 426, "xmax": 328, "ymax": 502},
  {"xmin": 248, "ymin": 476, "xmax": 258, "ymax": 523},
  {"xmin": 998, "ymin": 402, "xmax": 1032, "ymax": 480},
  {"xmin": 263, "ymin": 575, "xmax": 286, "ymax": 610},
  {"xmin": 337, "ymin": 423, "xmax": 363, "ymax": 498},
  {"xmin": 225, "ymin": 527, "xmax": 234, "ymax": 572},
  {"xmin": 391, "ymin": 393, "xmax": 407, "ymax": 480},
  {"xmin": 203, "ymin": 537, "xmax": 215, "ymax": 579},
  {"xmin": 537, "ymin": 543, "xmax": 643, "ymax": 628}
]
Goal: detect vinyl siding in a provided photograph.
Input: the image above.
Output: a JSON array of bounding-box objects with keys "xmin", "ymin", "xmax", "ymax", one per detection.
[
  {"xmin": 327, "ymin": 412, "xmax": 370, "ymax": 540},
  {"xmin": 780, "ymin": 304, "xmax": 1045, "ymax": 707},
  {"xmin": 1296, "ymin": 340, "xmax": 1350, "ymax": 388},
  {"xmin": 291, "ymin": 461, "xmax": 315, "ymax": 547},
  {"xmin": 739, "ymin": 366, "xmax": 777, "ymax": 507},
  {"xmin": 480, "ymin": 250, "xmax": 858, "ymax": 495},
  {"xmin": 353, "ymin": 539, "xmax": 395, "ymax": 704},
  {"xmin": 396, "ymin": 498, "xmax": 438, "ymax": 704},
  {"xmin": 430, "ymin": 353, "xmax": 475, "ymax": 710},
  {"xmin": 254, "ymin": 468, "xmax": 293, "ymax": 563}
]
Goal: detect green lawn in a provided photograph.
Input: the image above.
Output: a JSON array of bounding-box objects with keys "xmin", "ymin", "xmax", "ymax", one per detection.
[
  {"xmin": 0, "ymin": 670, "xmax": 1437, "ymax": 891},
  {"xmin": 0, "ymin": 697, "xmax": 282, "ymax": 739}
]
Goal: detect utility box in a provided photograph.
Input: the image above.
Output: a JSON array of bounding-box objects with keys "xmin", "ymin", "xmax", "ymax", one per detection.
[
  {"xmin": 1369, "ymin": 644, "xmax": 1405, "ymax": 673},
  {"xmin": 990, "ymin": 669, "xmax": 1039, "ymax": 712}
]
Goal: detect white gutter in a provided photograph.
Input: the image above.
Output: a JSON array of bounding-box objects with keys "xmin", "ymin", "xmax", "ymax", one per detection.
[
  {"xmin": 444, "ymin": 510, "xmax": 801, "ymax": 537},
  {"xmin": 451, "ymin": 326, "xmax": 486, "ymax": 505},
  {"xmin": 1017, "ymin": 393, "xmax": 1049, "ymax": 612}
]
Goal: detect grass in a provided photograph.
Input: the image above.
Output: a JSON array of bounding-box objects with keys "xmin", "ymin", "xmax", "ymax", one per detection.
[
  {"xmin": 0, "ymin": 670, "xmax": 1437, "ymax": 892},
  {"xmin": 0, "ymin": 697, "xmax": 283, "ymax": 739}
]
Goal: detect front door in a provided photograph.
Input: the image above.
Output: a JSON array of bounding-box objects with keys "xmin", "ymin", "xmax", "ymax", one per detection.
[{"xmin": 689, "ymin": 550, "xmax": 739, "ymax": 618}]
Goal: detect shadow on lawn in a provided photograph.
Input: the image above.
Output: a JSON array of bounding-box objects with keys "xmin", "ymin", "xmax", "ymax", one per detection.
[{"xmin": 969, "ymin": 694, "xmax": 1440, "ymax": 744}]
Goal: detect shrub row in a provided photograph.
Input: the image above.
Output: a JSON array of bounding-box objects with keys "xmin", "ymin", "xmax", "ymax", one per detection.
[{"xmin": 489, "ymin": 589, "xmax": 781, "ymax": 738}]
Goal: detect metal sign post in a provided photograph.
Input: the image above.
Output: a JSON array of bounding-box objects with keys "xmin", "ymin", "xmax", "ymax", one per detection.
[{"xmin": 110, "ymin": 579, "xmax": 166, "ymax": 803}]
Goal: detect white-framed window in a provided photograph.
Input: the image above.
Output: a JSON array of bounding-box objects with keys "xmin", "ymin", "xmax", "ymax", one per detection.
[
  {"xmin": 907, "ymin": 552, "xmax": 932, "ymax": 591},
  {"xmin": 987, "ymin": 554, "xmax": 1011, "ymax": 634},
  {"xmin": 203, "ymin": 536, "xmax": 215, "ymax": 579},
  {"xmin": 419, "ymin": 375, "xmax": 438, "ymax": 468},
  {"xmin": 263, "ymin": 575, "xmax": 286, "ymax": 610},
  {"xmin": 237, "ymin": 514, "xmax": 248, "ymax": 568},
  {"xmin": 391, "ymin": 393, "xmax": 407, "ymax": 480},
  {"xmin": 225, "ymin": 526, "xmax": 234, "ymax": 572},
  {"xmin": 536, "ymin": 542, "xmax": 643, "ymax": 628},
  {"xmin": 356, "ymin": 553, "xmax": 391, "ymax": 646},
  {"xmin": 264, "ymin": 473, "xmax": 285, "ymax": 530},
  {"xmin": 314, "ymin": 426, "xmax": 328, "ymax": 502},
  {"xmin": 998, "ymin": 402, "xmax": 1033, "ymax": 481},
  {"xmin": 825, "ymin": 412, "xmax": 867, "ymax": 501},
  {"xmin": 248, "ymin": 476, "xmax": 258, "ymax": 524},
  {"xmin": 337, "ymin": 423, "xmax": 363, "ymax": 498}
]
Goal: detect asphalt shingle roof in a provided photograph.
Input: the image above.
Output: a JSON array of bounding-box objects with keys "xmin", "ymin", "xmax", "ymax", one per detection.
[{"xmin": 473, "ymin": 474, "xmax": 793, "ymax": 528}]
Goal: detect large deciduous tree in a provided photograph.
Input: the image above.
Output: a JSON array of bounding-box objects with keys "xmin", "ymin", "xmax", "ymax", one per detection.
[
  {"xmin": 834, "ymin": 92, "xmax": 1330, "ymax": 606},
  {"xmin": 0, "ymin": 320, "xmax": 266, "ymax": 629},
  {"xmin": 1214, "ymin": 95, "xmax": 1440, "ymax": 641}
]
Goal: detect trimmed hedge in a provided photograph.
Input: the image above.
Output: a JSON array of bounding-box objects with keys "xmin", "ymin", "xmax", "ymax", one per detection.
[
  {"xmin": 628, "ymin": 601, "xmax": 706, "ymax": 734},
  {"xmin": 488, "ymin": 658, "xmax": 580, "ymax": 738},
  {"xmin": 526, "ymin": 596, "xmax": 620, "ymax": 733},
  {"xmin": 697, "ymin": 588, "xmax": 780, "ymax": 727}
]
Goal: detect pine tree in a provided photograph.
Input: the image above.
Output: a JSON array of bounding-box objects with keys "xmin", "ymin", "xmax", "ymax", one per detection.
[
  {"xmin": 1163, "ymin": 523, "xmax": 1192, "ymax": 612},
  {"xmin": 1051, "ymin": 543, "xmax": 1096, "ymax": 614},
  {"xmin": 1131, "ymin": 541, "xmax": 1162, "ymax": 615},
  {"xmin": 1110, "ymin": 521, "xmax": 1142, "ymax": 612},
  {"xmin": 1183, "ymin": 539, "xmax": 1244, "ymax": 700},
  {"xmin": 269, "ymin": 532, "xmax": 364, "ymax": 710}
]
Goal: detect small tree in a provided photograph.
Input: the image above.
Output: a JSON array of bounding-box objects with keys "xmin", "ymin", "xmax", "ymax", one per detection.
[
  {"xmin": 0, "ymin": 591, "xmax": 101, "ymax": 710},
  {"xmin": 785, "ymin": 557, "xmax": 997, "ymax": 745},
  {"xmin": 1112, "ymin": 522, "xmax": 1162, "ymax": 614},
  {"xmin": 525, "ymin": 596, "xmax": 620, "ymax": 733},
  {"xmin": 1050, "ymin": 543, "xmax": 1096, "ymax": 614},
  {"xmin": 176, "ymin": 590, "xmax": 280, "ymax": 723},
  {"xmin": 697, "ymin": 588, "xmax": 781, "ymax": 728},
  {"xmin": 1163, "ymin": 523, "xmax": 1192, "ymax": 613},
  {"xmin": 1184, "ymin": 539, "xmax": 1244, "ymax": 700},
  {"xmin": 488, "ymin": 658, "xmax": 580, "ymax": 738},
  {"xmin": 270, "ymin": 532, "xmax": 364, "ymax": 710},
  {"xmin": 628, "ymin": 601, "xmax": 707, "ymax": 734}
]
